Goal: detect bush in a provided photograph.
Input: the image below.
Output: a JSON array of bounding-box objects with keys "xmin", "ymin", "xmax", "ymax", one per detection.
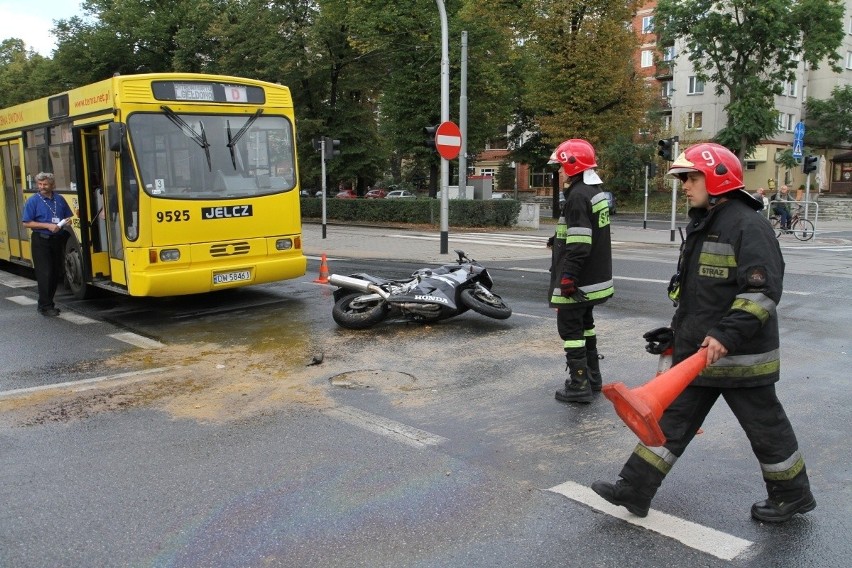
[{"xmin": 300, "ymin": 198, "xmax": 522, "ymax": 227}]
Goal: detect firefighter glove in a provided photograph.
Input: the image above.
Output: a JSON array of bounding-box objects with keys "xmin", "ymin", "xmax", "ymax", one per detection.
[
  {"xmin": 643, "ymin": 326, "xmax": 674, "ymax": 355},
  {"xmin": 560, "ymin": 274, "xmax": 588, "ymax": 302}
]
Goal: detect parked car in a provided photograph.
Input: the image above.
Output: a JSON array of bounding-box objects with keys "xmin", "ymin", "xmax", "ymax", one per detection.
[
  {"xmin": 603, "ymin": 191, "xmax": 617, "ymax": 214},
  {"xmin": 365, "ymin": 189, "xmax": 387, "ymax": 199},
  {"xmin": 491, "ymin": 192, "xmax": 510, "ymax": 199},
  {"xmin": 386, "ymin": 190, "xmax": 416, "ymax": 199},
  {"xmin": 314, "ymin": 190, "xmax": 325, "ymax": 198},
  {"xmin": 334, "ymin": 189, "xmax": 357, "ymax": 199}
]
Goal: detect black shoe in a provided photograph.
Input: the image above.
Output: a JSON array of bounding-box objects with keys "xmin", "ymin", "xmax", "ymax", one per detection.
[
  {"xmin": 38, "ymin": 308, "xmax": 61, "ymax": 317},
  {"xmin": 555, "ymin": 381, "xmax": 593, "ymax": 403},
  {"xmin": 751, "ymin": 491, "xmax": 816, "ymax": 523},
  {"xmin": 591, "ymin": 479, "xmax": 652, "ymax": 517}
]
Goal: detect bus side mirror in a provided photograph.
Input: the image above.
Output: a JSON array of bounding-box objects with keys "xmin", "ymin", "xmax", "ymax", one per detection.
[{"xmin": 108, "ymin": 122, "xmax": 126, "ymax": 152}]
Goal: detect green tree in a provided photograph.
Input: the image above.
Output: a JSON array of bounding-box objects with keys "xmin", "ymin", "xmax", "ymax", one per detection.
[
  {"xmin": 0, "ymin": 39, "xmax": 59, "ymax": 107},
  {"xmin": 523, "ymin": 0, "xmax": 649, "ymax": 150},
  {"xmin": 805, "ymin": 85, "xmax": 852, "ymax": 149},
  {"xmin": 655, "ymin": 0, "xmax": 845, "ymax": 158}
]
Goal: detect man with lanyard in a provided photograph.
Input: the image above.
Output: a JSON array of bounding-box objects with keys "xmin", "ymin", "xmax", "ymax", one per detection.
[
  {"xmin": 22, "ymin": 172, "xmax": 74, "ymax": 316},
  {"xmin": 591, "ymin": 143, "xmax": 815, "ymax": 523}
]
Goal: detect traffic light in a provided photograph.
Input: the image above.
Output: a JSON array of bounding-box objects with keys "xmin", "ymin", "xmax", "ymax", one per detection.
[
  {"xmin": 424, "ymin": 125, "xmax": 438, "ymax": 149},
  {"xmin": 312, "ymin": 138, "xmax": 322, "ymax": 152},
  {"xmin": 647, "ymin": 162, "xmax": 657, "ymax": 177},
  {"xmin": 802, "ymin": 155, "xmax": 818, "ymax": 174},
  {"xmin": 324, "ymin": 138, "xmax": 341, "ymax": 160},
  {"xmin": 657, "ymin": 138, "xmax": 674, "ymax": 161}
]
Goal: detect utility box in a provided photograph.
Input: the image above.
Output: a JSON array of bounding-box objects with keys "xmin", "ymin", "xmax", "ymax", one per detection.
[
  {"xmin": 468, "ymin": 175, "xmax": 493, "ymax": 199},
  {"xmin": 516, "ymin": 202, "xmax": 540, "ymax": 229}
]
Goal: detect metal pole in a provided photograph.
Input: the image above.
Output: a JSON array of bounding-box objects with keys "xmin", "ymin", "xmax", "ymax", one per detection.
[
  {"xmin": 669, "ymin": 137, "xmax": 679, "ymax": 242},
  {"xmin": 805, "ymin": 172, "xmax": 811, "ymax": 219},
  {"xmin": 436, "ymin": 0, "xmax": 450, "ymax": 254},
  {"xmin": 643, "ymin": 164, "xmax": 649, "ymax": 230},
  {"xmin": 321, "ymin": 137, "xmax": 327, "ymax": 239},
  {"xmin": 458, "ymin": 31, "xmax": 468, "ymax": 202}
]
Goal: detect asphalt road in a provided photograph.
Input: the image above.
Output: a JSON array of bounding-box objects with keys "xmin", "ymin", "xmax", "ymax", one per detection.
[{"xmin": 1, "ymin": 222, "xmax": 851, "ymax": 567}]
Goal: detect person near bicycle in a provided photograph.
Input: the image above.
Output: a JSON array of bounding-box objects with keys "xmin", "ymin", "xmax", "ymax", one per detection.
[
  {"xmin": 546, "ymin": 138, "xmax": 613, "ymax": 403},
  {"xmin": 771, "ymin": 185, "xmax": 793, "ymax": 229},
  {"xmin": 592, "ymin": 142, "xmax": 816, "ymax": 523}
]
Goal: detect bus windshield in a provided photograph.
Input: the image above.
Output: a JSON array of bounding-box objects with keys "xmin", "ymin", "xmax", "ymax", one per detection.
[{"xmin": 127, "ymin": 112, "xmax": 297, "ymax": 199}]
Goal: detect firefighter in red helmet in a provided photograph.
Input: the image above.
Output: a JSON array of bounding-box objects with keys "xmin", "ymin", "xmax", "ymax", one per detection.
[
  {"xmin": 547, "ymin": 139, "xmax": 614, "ymax": 403},
  {"xmin": 592, "ymin": 143, "xmax": 815, "ymax": 523}
]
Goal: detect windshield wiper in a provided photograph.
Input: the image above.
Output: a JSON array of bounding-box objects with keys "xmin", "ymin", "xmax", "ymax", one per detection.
[
  {"xmin": 160, "ymin": 105, "xmax": 212, "ymax": 171},
  {"xmin": 226, "ymin": 109, "xmax": 264, "ymax": 160},
  {"xmin": 226, "ymin": 120, "xmax": 236, "ymax": 170}
]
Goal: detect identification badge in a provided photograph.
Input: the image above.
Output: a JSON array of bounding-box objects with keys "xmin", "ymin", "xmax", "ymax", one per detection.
[{"xmin": 51, "ymin": 217, "xmax": 60, "ymax": 223}]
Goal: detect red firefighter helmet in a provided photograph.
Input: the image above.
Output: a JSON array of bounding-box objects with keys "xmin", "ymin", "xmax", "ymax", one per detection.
[
  {"xmin": 548, "ymin": 139, "xmax": 598, "ymax": 177},
  {"xmin": 667, "ymin": 142, "xmax": 744, "ymax": 195}
]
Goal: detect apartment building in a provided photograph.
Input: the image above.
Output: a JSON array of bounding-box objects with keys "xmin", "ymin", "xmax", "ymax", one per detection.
[{"xmin": 637, "ymin": 0, "xmax": 852, "ymax": 196}]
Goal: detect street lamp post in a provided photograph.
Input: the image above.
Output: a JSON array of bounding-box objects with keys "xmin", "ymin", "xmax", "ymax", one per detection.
[{"xmin": 436, "ymin": 0, "xmax": 450, "ymax": 254}]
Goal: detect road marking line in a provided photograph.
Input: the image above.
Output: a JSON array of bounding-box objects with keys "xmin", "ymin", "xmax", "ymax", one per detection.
[
  {"xmin": 0, "ymin": 274, "xmax": 34, "ymax": 288},
  {"xmin": 510, "ymin": 312, "xmax": 549, "ymax": 320},
  {"xmin": 0, "ymin": 366, "xmax": 180, "ymax": 399},
  {"xmin": 547, "ymin": 480, "xmax": 752, "ymax": 561},
  {"xmin": 325, "ymin": 405, "xmax": 447, "ymax": 448},
  {"xmin": 108, "ymin": 332, "xmax": 165, "ymax": 349},
  {"xmin": 59, "ymin": 312, "xmax": 97, "ymax": 324},
  {"xmin": 7, "ymin": 295, "xmax": 37, "ymax": 305}
]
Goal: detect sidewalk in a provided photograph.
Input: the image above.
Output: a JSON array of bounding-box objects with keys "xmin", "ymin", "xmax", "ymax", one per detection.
[{"xmin": 301, "ymin": 216, "xmax": 852, "ymax": 264}]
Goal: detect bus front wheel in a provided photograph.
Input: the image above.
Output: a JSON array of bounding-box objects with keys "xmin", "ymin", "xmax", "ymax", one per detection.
[{"xmin": 64, "ymin": 237, "xmax": 92, "ymax": 300}]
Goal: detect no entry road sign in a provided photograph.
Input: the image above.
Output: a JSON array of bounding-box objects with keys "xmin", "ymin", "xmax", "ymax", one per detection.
[{"xmin": 435, "ymin": 121, "xmax": 462, "ymax": 160}]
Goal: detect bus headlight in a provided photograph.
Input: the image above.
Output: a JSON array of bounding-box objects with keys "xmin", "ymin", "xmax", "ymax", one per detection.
[
  {"xmin": 159, "ymin": 249, "xmax": 181, "ymax": 262},
  {"xmin": 275, "ymin": 238, "xmax": 293, "ymax": 251}
]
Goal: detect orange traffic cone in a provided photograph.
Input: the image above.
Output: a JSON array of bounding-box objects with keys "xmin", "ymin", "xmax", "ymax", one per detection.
[
  {"xmin": 313, "ymin": 253, "xmax": 330, "ymax": 284},
  {"xmin": 602, "ymin": 348, "xmax": 708, "ymax": 447}
]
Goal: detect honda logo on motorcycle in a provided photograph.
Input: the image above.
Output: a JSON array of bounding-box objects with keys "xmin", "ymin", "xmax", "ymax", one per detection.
[{"xmin": 414, "ymin": 294, "xmax": 449, "ymax": 304}]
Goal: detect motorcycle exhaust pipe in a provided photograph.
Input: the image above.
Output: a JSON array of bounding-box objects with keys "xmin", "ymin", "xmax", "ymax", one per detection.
[{"xmin": 328, "ymin": 274, "xmax": 390, "ymax": 299}]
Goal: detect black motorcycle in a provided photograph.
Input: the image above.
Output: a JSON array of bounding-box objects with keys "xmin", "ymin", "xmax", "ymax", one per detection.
[{"xmin": 328, "ymin": 250, "xmax": 512, "ymax": 330}]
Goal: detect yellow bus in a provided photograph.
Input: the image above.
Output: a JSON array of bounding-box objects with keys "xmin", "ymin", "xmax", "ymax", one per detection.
[{"xmin": 0, "ymin": 73, "xmax": 306, "ymax": 298}]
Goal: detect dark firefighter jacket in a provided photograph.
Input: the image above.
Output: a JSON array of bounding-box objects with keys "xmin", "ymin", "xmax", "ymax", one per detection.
[
  {"xmin": 671, "ymin": 198, "xmax": 783, "ymax": 387},
  {"xmin": 548, "ymin": 178, "xmax": 613, "ymax": 309}
]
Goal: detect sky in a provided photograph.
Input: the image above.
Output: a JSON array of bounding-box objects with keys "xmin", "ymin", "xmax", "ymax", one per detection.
[{"xmin": 0, "ymin": 0, "xmax": 85, "ymax": 56}]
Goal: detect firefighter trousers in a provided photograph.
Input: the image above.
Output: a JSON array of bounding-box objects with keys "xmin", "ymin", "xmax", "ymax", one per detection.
[
  {"xmin": 619, "ymin": 384, "xmax": 810, "ymax": 502},
  {"xmin": 556, "ymin": 305, "xmax": 596, "ymax": 360}
]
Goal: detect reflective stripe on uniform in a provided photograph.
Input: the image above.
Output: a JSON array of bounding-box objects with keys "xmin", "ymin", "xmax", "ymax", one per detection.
[
  {"xmin": 633, "ymin": 443, "xmax": 678, "ymax": 475},
  {"xmin": 731, "ymin": 292, "xmax": 776, "ymax": 324},
  {"xmin": 566, "ymin": 226, "xmax": 592, "ymax": 245},
  {"xmin": 584, "ymin": 328, "xmax": 596, "ymax": 337},
  {"xmin": 698, "ymin": 241, "xmax": 737, "ymax": 268},
  {"xmin": 550, "ymin": 279, "xmax": 614, "ymax": 304},
  {"xmin": 700, "ymin": 349, "xmax": 780, "ymax": 378},
  {"xmin": 591, "ymin": 192, "xmax": 608, "ymax": 212},
  {"xmin": 563, "ymin": 339, "xmax": 585, "ymax": 349},
  {"xmin": 760, "ymin": 450, "xmax": 805, "ymax": 481}
]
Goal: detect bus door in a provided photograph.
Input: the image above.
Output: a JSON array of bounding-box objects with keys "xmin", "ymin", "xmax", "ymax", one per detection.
[
  {"xmin": 81, "ymin": 129, "xmax": 110, "ymax": 279},
  {"xmin": 0, "ymin": 141, "xmax": 24, "ymax": 260},
  {"xmin": 101, "ymin": 128, "xmax": 126, "ymax": 285}
]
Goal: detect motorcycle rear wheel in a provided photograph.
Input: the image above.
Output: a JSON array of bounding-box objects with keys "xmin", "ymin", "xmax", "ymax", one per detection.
[
  {"xmin": 332, "ymin": 292, "xmax": 389, "ymax": 329},
  {"xmin": 460, "ymin": 288, "xmax": 512, "ymax": 320}
]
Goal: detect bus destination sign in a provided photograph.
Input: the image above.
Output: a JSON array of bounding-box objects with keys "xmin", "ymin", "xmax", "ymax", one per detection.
[{"xmin": 174, "ymin": 83, "xmax": 215, "ymax": 101}]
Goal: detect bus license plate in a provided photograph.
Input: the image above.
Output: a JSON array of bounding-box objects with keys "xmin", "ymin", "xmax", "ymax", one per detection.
[{"xmin": 213, "ymin": 270, "xmax": 251, "ymax": 285}]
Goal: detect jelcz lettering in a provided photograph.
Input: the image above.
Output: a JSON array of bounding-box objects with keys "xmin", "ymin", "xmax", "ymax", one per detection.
[{"xmin": 202, "ymin": 204, "xmax": 253, "ymax": 219}]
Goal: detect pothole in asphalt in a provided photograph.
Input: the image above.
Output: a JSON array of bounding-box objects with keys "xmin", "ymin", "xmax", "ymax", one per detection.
[{"xmin": 329, "ymin": 369, "xmax": 417, "ymax": 390}]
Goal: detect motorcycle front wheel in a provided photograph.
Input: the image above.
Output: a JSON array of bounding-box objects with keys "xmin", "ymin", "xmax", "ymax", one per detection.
[
  {"xmin": 332, "ymin": 292, "xmax": 389, "ymax": 329},
  {"xmin": 460, "ymin": 287, "xmax": 512, "ymax": 320}
]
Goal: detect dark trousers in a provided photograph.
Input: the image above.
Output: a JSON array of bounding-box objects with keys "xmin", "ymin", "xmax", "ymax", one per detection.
[
  {"xmin": 31, "ymin": 234, "xmax": 65, "ymax": 311},
  {"xmin": 556, "ymin": 305, "xmax": 596, "ymax": 360},
  {"xmin": 619, "ymin": 384, "xmax": 810, "ymax": 501}
]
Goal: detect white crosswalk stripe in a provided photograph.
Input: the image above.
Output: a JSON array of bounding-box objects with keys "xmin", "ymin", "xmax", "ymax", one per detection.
[{"xmin": 387, "ymin": 232, "xmax": 627, "ymax": 249}]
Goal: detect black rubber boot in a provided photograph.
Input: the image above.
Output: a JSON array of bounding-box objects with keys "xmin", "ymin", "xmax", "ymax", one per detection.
[
  {"xmin": 587, "ymin": 349, "xmax": 603, "ymax": 392},
  {"xmin": 555, "ymin": 357, "xmax": 593, "ymax": 403},
  {"xmin": 751, "ymin": 490, "xmax": 816, "ymax": 523},
  {"xmin": 591, "ymin": 479, "xmax": 653, "ymax": 517}
]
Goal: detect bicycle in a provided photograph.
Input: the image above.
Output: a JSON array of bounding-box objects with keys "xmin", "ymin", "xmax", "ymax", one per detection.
[{"xmin": 769, "ymin": 209, "xmax": 814, "ymax": 241}]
